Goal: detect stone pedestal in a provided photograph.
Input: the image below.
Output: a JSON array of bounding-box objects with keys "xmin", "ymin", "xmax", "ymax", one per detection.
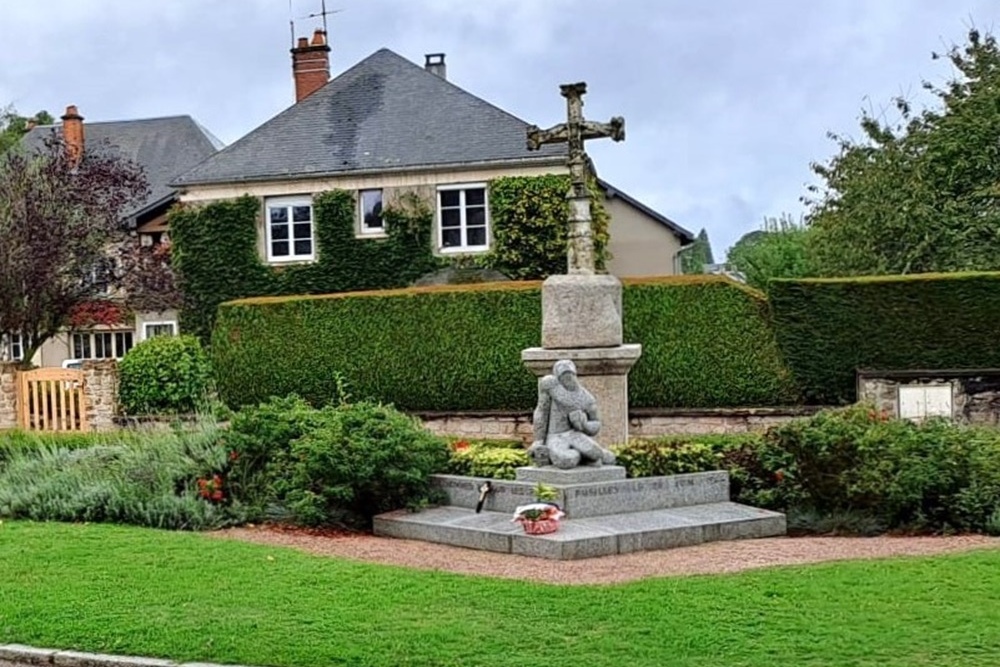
[
  {"xmin": 521, "ymin": 344, "xmax": 641, "ymax": 447},
  {"xmin": 541, "ymin": 274, "xmax": 623, "ymax": 348}
]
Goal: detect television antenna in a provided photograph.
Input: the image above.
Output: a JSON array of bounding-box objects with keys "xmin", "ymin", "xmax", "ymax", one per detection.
[{"xmin": 289, "ymin": 0, "xmax": 344, "ymax": 46}]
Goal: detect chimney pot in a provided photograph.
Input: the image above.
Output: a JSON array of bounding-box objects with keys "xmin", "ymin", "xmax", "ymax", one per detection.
[
  {"xmin": 291, "ymin": 31, "xmax": 332, "ymax": 103},
  {"xmin": 424, "ymin": 53, "xmax": 447, "ymax": 80},
  {"xmin": 60, "ymin": 104, "xmax": 85, "ymax": 166}
]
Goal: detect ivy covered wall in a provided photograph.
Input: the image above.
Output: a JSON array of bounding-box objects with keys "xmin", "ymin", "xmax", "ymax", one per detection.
[
  {"xmin": 483, "ymin": 175, "xmax": 609, "ymax": 279},
  {"xmin": 170, "ymin": 178, "xmax": 612, "ymax": 339},
  {"xmin": 169, "ymin": 190, "xmax": 442, "ymax": 340}
]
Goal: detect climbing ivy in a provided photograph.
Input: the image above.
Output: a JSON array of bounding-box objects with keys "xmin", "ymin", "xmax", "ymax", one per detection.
[
  {"xmin": 170, "ymin": 177, "xmax": 610, "ymax": 339},
  {"xmin": 484, "ymin": 174, "xmax": 610, "ymax": 279},
  {"xmin": 169, "ymin": 191, "xmax": 443, "ymax": 341}
]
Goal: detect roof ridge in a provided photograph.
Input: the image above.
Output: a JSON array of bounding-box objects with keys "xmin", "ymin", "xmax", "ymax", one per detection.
[{"xmin": 29, "ymin": 114, "xmax": 199, "ymax": 130}]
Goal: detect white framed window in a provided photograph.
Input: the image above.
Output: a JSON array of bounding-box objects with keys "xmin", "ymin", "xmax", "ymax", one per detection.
[
  {"xmin": 142, "ymin": 321, "xmax": 177, "ymax": 341},
  {"xmin": 898, "ymin": 384, "xmax": 953, "ymax": 421},
  {"xmin": 437, "ymin": 184, "xmax": 488, "ymax": 252},
  {"xmin": 265, "ymin": 196, "xmax": 314, "ymax": 262},
  {"xmin": 359, "ymin": 189, "xmax": 385, "ymax": 235},
  {"xmin": 2, "ymin": 333, "xmax": 23, "ymax": 361},
  {"xmin": 72, "ymin": 331, "xmax": 134, "ymax": 360}
]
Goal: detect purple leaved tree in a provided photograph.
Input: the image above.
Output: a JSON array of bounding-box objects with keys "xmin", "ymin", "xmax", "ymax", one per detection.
[{"xmin": 0, "ymin": 135, "xmax": 148, "ymax": 362}]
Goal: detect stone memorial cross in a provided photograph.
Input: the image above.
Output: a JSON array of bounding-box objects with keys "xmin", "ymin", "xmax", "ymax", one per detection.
[{"xmin": 526, "ymin": 82, "xmax": 625, "ymax": 275}]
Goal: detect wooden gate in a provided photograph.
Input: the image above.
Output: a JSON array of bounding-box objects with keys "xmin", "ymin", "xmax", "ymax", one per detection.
[{"xmin": 18, "ymin": 368, "xmax": 88, "ymax": 432}]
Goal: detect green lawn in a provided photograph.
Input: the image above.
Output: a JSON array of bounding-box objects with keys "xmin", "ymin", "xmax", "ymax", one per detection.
[{"xmin": 2, "ymin": 522, "xmax": 999, "ymax": 667}]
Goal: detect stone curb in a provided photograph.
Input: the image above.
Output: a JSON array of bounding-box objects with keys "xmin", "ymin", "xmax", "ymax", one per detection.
[{"xmin": 0, "ymin": 645, "xmax": 258, "ymax": 667}]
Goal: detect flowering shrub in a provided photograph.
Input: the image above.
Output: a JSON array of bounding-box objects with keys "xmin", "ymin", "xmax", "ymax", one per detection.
[{"xmin": 197, "ymin": 474, "xmax": 225, "ymax": 503}]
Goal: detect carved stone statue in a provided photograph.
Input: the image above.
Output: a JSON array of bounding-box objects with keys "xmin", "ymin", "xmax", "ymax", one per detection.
[{"xmin": 527, "ymin": 359, "xmax": 616, "ymax": 469}]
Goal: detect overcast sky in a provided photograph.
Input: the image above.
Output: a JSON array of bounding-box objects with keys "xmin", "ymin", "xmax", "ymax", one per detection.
[{"xmin": 2, "ymin": 1, "xmax": 998, "ymax": 257}]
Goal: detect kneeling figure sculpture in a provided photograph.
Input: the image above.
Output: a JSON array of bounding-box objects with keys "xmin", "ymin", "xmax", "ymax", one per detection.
[{"xmin": 527, "ymin": 359, "xmax": 616, "ymax": 469}]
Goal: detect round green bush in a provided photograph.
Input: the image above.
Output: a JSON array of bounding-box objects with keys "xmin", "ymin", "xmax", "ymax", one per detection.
[
  {"xmin": 283, "ymin": 401, "xmax": 451, "ymax": 527},
  {"xmin": 118, "ymin": 335, "xmax": 213, "ymax": 415}
]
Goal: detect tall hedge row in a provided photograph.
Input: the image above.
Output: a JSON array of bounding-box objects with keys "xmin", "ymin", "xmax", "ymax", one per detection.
[
  {"xmin": 211, "ymin": 276, "xmax": 798, "ymax": 411},
  {"xmin": 770, "ymin": 272, "xmax": 1000, "ymax": 404}
]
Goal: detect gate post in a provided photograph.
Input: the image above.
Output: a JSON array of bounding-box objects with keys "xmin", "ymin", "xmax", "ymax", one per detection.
[
  {"xmin": 0, "ymin": 362, "xmax": 19, "ymax": 430},
  {"xmin": 81, "ymin": 360, "xmax": 118, "ymax": 431}
]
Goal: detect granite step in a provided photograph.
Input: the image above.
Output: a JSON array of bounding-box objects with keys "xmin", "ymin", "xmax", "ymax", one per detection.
[{"xmin": 373, "ymin": 501, "xmax": 786, "ymax": 560}]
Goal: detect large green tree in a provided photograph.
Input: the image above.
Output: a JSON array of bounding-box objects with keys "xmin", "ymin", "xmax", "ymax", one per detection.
[
  {"xmin": 726, "ymin": 214, "xmax": 816, "ymax": 291},
  {"xmin": 806, "ymin": 28, "xmax": 1000, "ymax": 276},
  {"xmin": 0, "ymin": 106, "xmax": 53, "ymax": 154}
]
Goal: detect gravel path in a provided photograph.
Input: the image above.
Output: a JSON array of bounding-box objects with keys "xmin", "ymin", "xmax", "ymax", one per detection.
[{"xmin": 211, "ymin": 525, "xmax": 1000, "ymax": 585}]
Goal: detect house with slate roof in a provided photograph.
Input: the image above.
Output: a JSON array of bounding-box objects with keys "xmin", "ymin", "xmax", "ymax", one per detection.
[
  {"xmin": 7, "ymin": 108, "xmax": 222, "ymax": 367},
  {"xmin": 172, "ymin": 30, "xmax": 693, "ymax": 276}
]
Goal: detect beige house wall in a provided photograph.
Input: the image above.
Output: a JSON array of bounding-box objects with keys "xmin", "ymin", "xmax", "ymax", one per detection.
[
  {"xmin": 603, "ymin": 195, "xmax": 683, "ymax": 277},
  {"xmin": 134, "ymin": 310, "xmax": 180, "ymax": 342}
]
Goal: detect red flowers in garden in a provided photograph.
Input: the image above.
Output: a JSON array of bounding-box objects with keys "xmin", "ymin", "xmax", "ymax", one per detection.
[{"xmin": 197, "ymin": 474, "xmax": 225, "ymax": 502}]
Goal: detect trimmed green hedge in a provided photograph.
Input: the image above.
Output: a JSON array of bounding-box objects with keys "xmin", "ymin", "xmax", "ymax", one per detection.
[
  {"xmin": 211, "ymin": 276, "xmax": 797, "ymax": 411},
  {"xmin": 770, "ymin": 272, "xmax": 1000, "ymax": 404}
]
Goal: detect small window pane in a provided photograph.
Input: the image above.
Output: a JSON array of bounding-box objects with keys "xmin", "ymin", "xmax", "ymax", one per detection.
[
  {"xmin": 293, "ymin": 223, "xmax": 312, "ymax": 240},
  {"xmin": 465, "ymin": 188, "xmax": 485, "ymax": 206},
  {"xmin": 95, "ymin": 333, "xmax": 112, "ymax": 359},
  {"xmin": 441, "ymin": 209, "xmax": 461, "ymax": 229},
  {"xmin": 271, "ymin": 224, "xmax": 289, "ymax": 240},
  {"xmin": 292, "ymin": 206, "xmax": 312, "ymax": 223},
  {"xmin": 467, "ymin": 227, "xmax": 487, "ymax": 247},
  {"xmin": 117, "ymin": 332, "xmax": 134, "ymax": 357},
  {"xmin": 293, "ymin": 240, "xmax": 312, "ymax": 256},
  {"xmin": 440, "ymin": 190, "xmax": 460, "ymax": 207},
  {"xmin": 361, "ymin": 190, "xmax": 384, "ymax": 230},
  {"xmin": 272, "ymin": 241, "xmax": 289, "ymax": 257},
  {"xmin": 442, "ymin": 229, "xmax": 462, "ymax": 248},
  {"xmin": 269, "ymin": 207, "xmax": 288, "ymax": 223},
  {"xmin": 145, "ymin": 323, "xmax": 175, "ymax": 339},
  {"xmin": 73, "ymin": 334, "xmax": 89, "ymax": 360},
  {"xmin": 466, "ymin": 207, "xmax": 486, "ymax": 228}
]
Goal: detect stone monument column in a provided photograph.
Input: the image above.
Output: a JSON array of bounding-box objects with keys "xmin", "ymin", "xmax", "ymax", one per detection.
[{"xmin": 522, "ymin": 82, "xmax": 641, "ymax": 448}]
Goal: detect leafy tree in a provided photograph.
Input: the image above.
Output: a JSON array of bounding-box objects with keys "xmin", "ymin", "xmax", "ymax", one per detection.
[
  {"xmin": 726, "ymin": 214, "xmax": 816, "ymax": 290},
  {"xmin": 806, "ymin": 28, "xmax": 1000, "ymax": 276},
  {"xmin": 116, "ymin": 239, "xmax": 182, "ymax": 313},
  {"xmin": 679, "ymin": 228, "xmax": 715, "ymax": 274},
  {"xmin": 0, "ymin": 106, "xmax": 53, "ymax": 154},
  {"xmin": 0, "ymin": 135, "xmax": 148, "ymax": 361}
]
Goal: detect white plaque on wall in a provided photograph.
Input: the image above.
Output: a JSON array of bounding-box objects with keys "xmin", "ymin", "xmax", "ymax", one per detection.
[{"xmin": 898, "ymin": 384, "xmax": 953, "ymax": 421}]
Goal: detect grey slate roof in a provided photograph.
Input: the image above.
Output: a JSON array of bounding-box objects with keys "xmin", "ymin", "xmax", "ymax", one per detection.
[
  {"xmin": 172, "ymin": 48, "xmax": 564, "ymax": 186},
  {"xmin": 23, "ymin": 116, "xmax": 222, "ymax": 218}
]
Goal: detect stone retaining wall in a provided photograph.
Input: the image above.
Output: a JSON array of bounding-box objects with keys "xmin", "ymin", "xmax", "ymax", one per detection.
[
  {"xmin": 0, "ymin": 363, "xmax": 18, "ymax": 429},
  {"xmin": 417, "ymin": 406, "xmax": 825, "ymax": 443}
]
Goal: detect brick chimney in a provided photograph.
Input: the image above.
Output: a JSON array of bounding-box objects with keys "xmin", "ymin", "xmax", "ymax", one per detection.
[
  {"xmin": 61, "ymin": 105, "xmax": 84, "ymax": 165},
  {"xmin": 424, "ymin": 53, "xmax": 446, "ymax": 80},
  {"xmin": 291, "ymin": 29, "xmax": 331, "ymax": 103}
]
